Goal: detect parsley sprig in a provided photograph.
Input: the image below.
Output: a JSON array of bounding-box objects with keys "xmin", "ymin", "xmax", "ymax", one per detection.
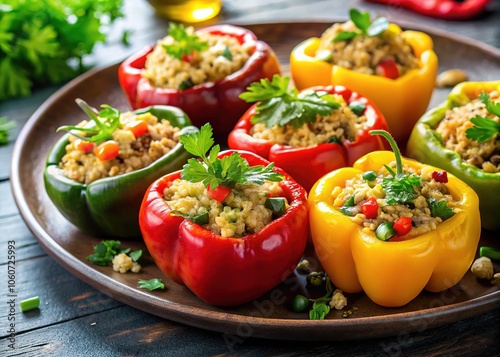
[
  {"xmin": 465, "ymin": 92, "xmax": 500, "ymax": 143},
  {"xmin": 56, "ymin": 99, "xmax": 121, "ymax": 143},
  {"xmin": 138, "ymin": 278, "xmax": 165, "ymax": 291},
  {"xmin": 239, "ymin": 75, "xmax": 341, "ymax": 128},
  {"xmin": 370, "ymin": 130, "xmax": 422, "ymax": 205},
  {"xmin": 162, "ymin": 22, "xmax": 208, "ymax": 60},
  {"xmin": 333, "ymin": 8, "xmax": 389, "ymax": 42},
  {"xmin": 180, "ymin": 124, "xmax": 284, "ymax": 189}
]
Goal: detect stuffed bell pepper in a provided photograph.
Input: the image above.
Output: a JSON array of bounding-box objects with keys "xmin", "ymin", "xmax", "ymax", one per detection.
[
  {"xmin": 139, "ymin": 124, "xmax": 309, "ymax": 306},
  {"xmin": 309, "ymin": 130, "xmax": 481, "ymax": 307},
  {"xmin": 44, "ymin": 99, "xmax": 197, "ymax": 238},
  {"xmin": 407, "ymin": 81, "xmax": 500, "ymax": 231},
  {"xmin": 118, "ymin": 22, "xmax": 281, "ymax": 135},
  {"xmin": 290, "ymin": 8, "xmax": 438, "ymax": 143},
  {"xmin": 227, "ymin": 75, "xmax": 389, "ymax": 191}
]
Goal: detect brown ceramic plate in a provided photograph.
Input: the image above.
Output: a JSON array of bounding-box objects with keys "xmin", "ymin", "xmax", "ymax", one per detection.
[{"xmin": 11, "ymin": 22, "xmax": 500, "ymax": 341}]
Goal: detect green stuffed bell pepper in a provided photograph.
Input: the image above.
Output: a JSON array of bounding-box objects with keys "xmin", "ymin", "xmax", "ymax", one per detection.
[
  {"xmin": 407, "ymin": 81, "xmax": 500, "ymax": 231},
  {"xmin": 44, "ymin": 99, "xmax": 198, "ymax": 238}
]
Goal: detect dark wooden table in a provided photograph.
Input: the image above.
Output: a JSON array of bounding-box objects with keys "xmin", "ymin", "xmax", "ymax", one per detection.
[{"xmin": 2, "ymin": 0, "xmax": 499, "ymax": 355}]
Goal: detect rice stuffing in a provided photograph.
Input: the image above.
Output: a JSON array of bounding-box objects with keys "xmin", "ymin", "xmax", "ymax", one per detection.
[
  {"xmin": 332, "ymin": 163, "xmax": 458, "ymax": 238},
  {"xmin": 435, "ymin": 90, "xmax": 500, "ymax": 173},
  {"xmin": 164, "ymin": 180, "xmax": 286, "ymax": 238},
  {"xmin": 60, "ymin": 112, "xmax": 180, "ymax": 184},
  {"xmin": 142, "ymin": 27, "xmax": 252, "ymax": 90},
  {"xmin": 316, "ymin": 21, "xmax": 419, "ymax": 76},
  {"xmin": 250, "ymin": 93, "xmax": 368, "ymax": 147}
]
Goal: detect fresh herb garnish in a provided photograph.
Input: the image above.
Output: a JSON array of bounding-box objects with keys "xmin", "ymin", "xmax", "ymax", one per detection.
[
  {"xmin": 87, "ymin": 240, "xmax": 141, "ymax": 266},
  {"xmin": 465, "ymin": 92, "xmax": 500, "ymax": 143},
  {"xmin": 427, "ymin": 198, "xmax": 455, "ymax": 220},
  {"xmin": 179, "ymin": 77, "xmax": 195, "ymax": 90},
  {"xmin": 333, "ymin": 8, "xmax": 389, "ymax": 42},
  {"xmin": 162, "ymin": 22, "xmax": 208, "ymax": 60},
  {"xmin": 348, "ymin": 101, "xmax": 366, "ymax": 116},
  {"xmin": 370, "ymin": 130, "xmax": 422, "ymax": 205},
  {"xmin": 138, "ymin": 278, "xmax": 165, "ymax": 291},
  {"xmin": 0, "ymin": 117, "xmax": 16, "ymax": 145},
  {"xmin": 239, "ymin": 75, "xmax": 341, "ymax": 128},
  {"xmin": 57, "ymin": 99, "xmax": 121, "ymax": 143},
  {"xmin": 171, "ymin": 210, "xmax": 210, "ymax": 225},
  {"xmin": 180, "ymin": 123, "xmax": 284, "ymax": 189}
]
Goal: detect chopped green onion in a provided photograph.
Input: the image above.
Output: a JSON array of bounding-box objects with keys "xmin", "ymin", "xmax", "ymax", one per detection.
[
  {"xmin": 362, "ymin": 170, "xmax": 377, "ymax": 182},
  {"xmin": 479, "ymin": 246, "xmax": 500, "ymax": 260},
  {"xmin": 328, "ymin": 136, "xmax": 342, "ymax": 144},
  {"xmin": 349, "ymin": 101, "xmax": 366, "ymax": 116},
  {"xmin": 191, "ymin": 212, "xmax": 209, "ymax": 225},
  {"xmin": 265, "ymin": 197, "xmax": 286, "ymax": 217},
  {"xmin": 375, "ymin": 222, "xmax": 396, "ymax": 241},
  {"xmin": 20, "ymin": 296, "xmax": 40, "ymax": 312}
]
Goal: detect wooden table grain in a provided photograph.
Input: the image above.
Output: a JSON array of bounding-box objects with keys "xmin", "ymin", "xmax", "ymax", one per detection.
[{"xmin": 1, "ymin": 0, "xmax": 499, "ymax": 356}]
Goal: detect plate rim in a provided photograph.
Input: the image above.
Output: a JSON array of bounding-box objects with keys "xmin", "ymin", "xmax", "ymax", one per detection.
[{"xmin": 10, "ymin": 21, "xmax": 500, "ymax": 341}]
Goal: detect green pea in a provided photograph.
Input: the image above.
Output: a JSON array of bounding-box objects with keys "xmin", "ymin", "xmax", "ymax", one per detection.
[
  {"xmin": 292, "ymin": 294, "xmax": 310, "ymax": 312},
  {"xmin": 362, "ymin": 170, "xmax": 377, "ymax": 182}
]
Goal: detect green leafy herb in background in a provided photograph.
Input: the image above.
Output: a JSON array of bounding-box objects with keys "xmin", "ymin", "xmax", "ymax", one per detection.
[
  {"xmin": 239, "ymin": 75, "xmax": 340, "ymax": 128},
  {"xmin": 0, "ymin": 0, "xmax": 124, "ymax": 101},
  {"xmin": 333, "ymin": 8, "xmax": 389, "ymax": 42},
  {"xmin": 0, "ymin": 116, "xmax": 16, "ymax": 145},
  {"xmin": 465, "ymin": 92, "xmax": 500, "ymax": 143}
]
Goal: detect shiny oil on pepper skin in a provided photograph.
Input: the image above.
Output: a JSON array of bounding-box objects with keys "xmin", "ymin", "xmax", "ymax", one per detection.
[
  {"xmin": 44, "ymin": 106, "xmax": 198, "ymax": 238},
  {"xmin": 139, "ymin": 150, "xmax": 309, "ymax": 306},
  {"xmin": 118, "ymin": 24, "xmax": 281, "ymax": 135},
  {"xmin": 308, "ymin": 151, "xmax": 481, "ymax": 307},
  {"xmin": 407, "ymin": 80, "xmax": 500, "ymax": 232},
  {"xmin": 290, "ymin": 24, "xmax": 438, "ymax": 144}
]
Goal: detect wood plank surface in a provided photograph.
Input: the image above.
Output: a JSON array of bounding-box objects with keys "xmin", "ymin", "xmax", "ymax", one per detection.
[{"xmin": 1, "ymin": 0, "xmax": 499, "ymax": 355}]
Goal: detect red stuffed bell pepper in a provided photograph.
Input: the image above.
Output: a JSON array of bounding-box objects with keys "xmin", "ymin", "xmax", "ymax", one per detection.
[
  {"xmin": 118, "ymin": 23, "xmax": 281, "ymax": 135},
  {"xmin": 228, "ymin": 76, "xmax": 389, "ymax": 191},
  {"xmin": 139, "ymin": 124, "xmax": 309, "ymax": 306}
]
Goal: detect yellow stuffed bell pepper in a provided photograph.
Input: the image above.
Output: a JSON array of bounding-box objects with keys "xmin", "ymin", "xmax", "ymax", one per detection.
[
  {"xmin": 290, "ymin": 23, "xmax": 438, "ymax": 144},
  {"xmin": 308, "ymin": 131, "xmax": 481, "ymax": 308}
]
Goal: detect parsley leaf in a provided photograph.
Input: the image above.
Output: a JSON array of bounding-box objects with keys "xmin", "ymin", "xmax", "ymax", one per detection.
[
  {"xmin": 382, "ymin": 173, "xmax": 422, "ymax": 205},
  {"xmin": 86, "ymin": 240, "xmax": 143, "ymax": 266},
  {"xmin": 428, "ymin": 198, "xmax": 455, "ymax": 220},
  {"xmin": 370, "ymin": 130, "xmax": 422, "ymax": 206},
  {"xmin": 162, "ymin": 22, "xmax": 208, "ymax": 60},
  {"xmin": 239, "ymin": 75, "xmax": 340, "ymax": 128},
  {"xmin": 465, "ymin": 92, "xmax": 500, "ymax": 143},
  {"xmin": 87, "ymin": 240, "xmax": 122, "ymax": 266},
  {"xmin": 333, "ymin": 8, "xmax": 389, "ymax": 42},
  {"xmin": 0, "ymin": 116, "xmax": 16, "ymax": 146},
  {"xmin": 56, "ymin": 99, "xmax": 121, "ymax": 143},
  {"xmin": 180, "ymin": 123, "xmax": 284, "ymax": 189},
  {"xmin": 309, "ymin": 301, "xmax": 331, "ymax": 320},
  {"xmin": 138, "ymin": 278, "xmax": 165, "ymax": 291}
]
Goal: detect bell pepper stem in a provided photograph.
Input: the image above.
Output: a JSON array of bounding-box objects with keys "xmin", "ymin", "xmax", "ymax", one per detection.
[{"xmin": 370, "ymin": 129, "xmax": 403, "ymax": 176}]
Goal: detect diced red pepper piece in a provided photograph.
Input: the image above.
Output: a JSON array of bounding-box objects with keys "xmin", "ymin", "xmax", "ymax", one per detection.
[
  {"xmin": 94, "ymin": 140, "xmax": 120, "ymax": 161},
  {"xmin": 393, "ymin": 216, "xmax": 413, "ymax": 237},
  {"xmin": 361, "ymin": 197, "xmax": 379, "ymax": 219},
  {"xmin": 376, "ymin": 59, "xmax": 399, "ymax": 79},
  {"xmin": 432, "ymin": 170, "xmax": 448, "ymax": 183},
  {"xmin": 74, "ymin": 138, "xmax": 94, "ymax": 153},
  {"xmin": 207, "ymin": 184, "xmax": 232, "ymax": 202},
  {"xmin": 126, "ymin": 120, "xmax": 149, "ymax": 138}
]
